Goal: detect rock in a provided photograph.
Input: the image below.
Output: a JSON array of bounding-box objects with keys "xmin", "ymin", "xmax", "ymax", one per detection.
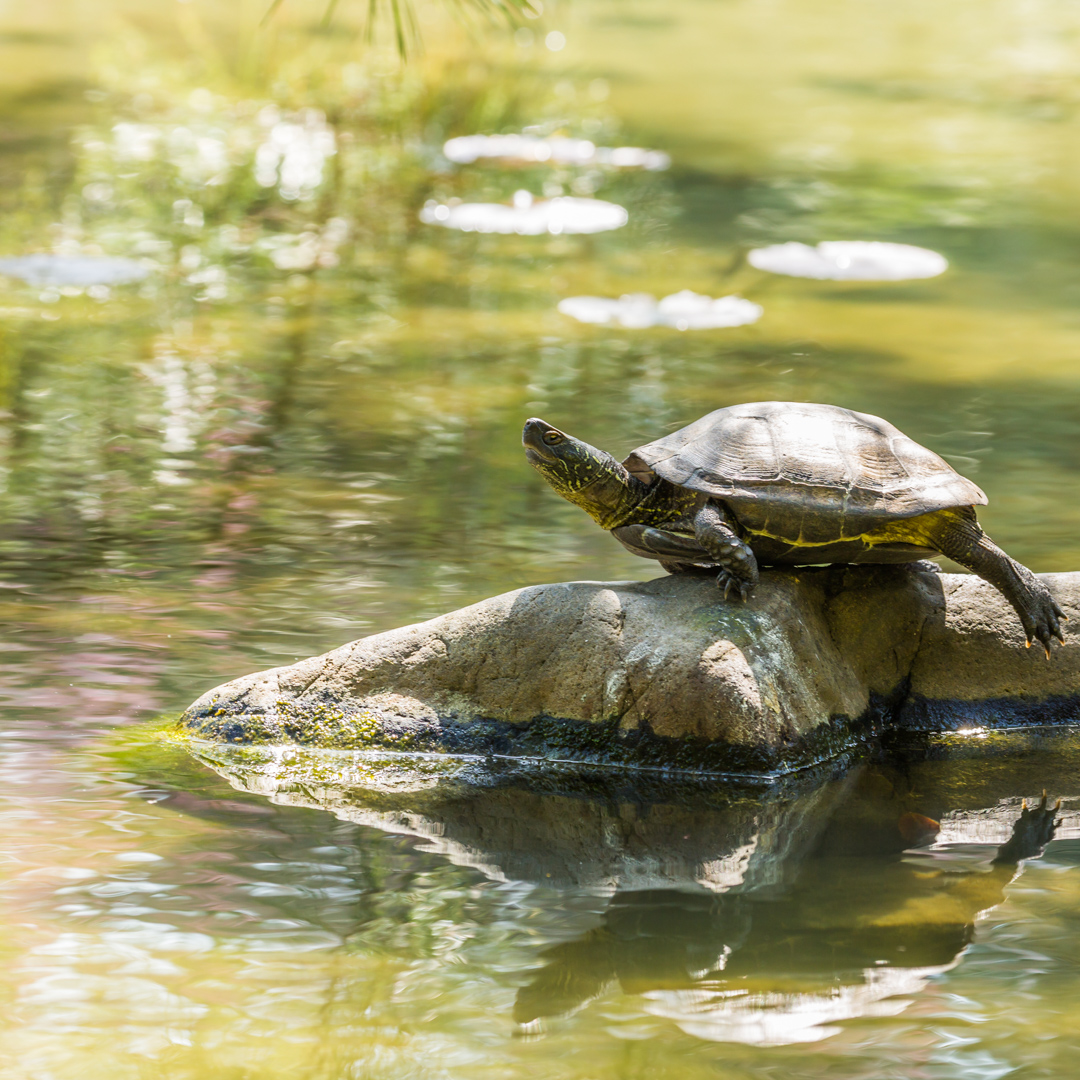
[
  {"xmin": 902, "ymin": 573, "xmax": 1080, "ymax": 727},
  {"xmin": 179, "ymin": 567, "xmax": 1080, "ymax": 771}
]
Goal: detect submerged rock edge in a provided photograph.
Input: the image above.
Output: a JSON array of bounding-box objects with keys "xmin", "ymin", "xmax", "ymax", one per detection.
[{"xmin": 179, "ymin": 568, "xmax": 1080, "ymax": 772}]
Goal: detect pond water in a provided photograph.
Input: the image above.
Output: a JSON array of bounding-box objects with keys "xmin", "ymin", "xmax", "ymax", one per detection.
[{"xmin": 3, "ymin": 0, "xmax": 1080, "ymax": 1075}]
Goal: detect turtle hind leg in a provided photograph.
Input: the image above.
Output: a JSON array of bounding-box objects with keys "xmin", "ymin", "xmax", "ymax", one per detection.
[
  {"xmin": 609, "ymin": 524, "xmax": 718, "ymax": 577},
  {"xmin": 611, "ymin": 524, "xmax": 712, "ymax": 564},
  {"xmin": 930, "ymin": 509, "xmax": 1066, "ymax": 657},
  {"xmin": 694, "ymin": 501, "xmax": 759, "ymax": 601}
]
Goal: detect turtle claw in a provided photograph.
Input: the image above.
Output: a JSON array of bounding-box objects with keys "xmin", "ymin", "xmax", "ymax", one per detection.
[
  {"xmin": 1022, "ymin": 590, "xmax": 1066, "ymax": 659},
  {"xmin": 1028, "ymin": 637, "xmax": 1053, "ymax": 661},
  {"xmin": 717, "ymin": 569, "xmax": 753, "ymax": 603}
]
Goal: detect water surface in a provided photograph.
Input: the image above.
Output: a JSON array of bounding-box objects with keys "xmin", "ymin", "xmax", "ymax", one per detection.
[{"xmin": 3, "ymin": 1, "xmax": 1080, "ymax": 1075}]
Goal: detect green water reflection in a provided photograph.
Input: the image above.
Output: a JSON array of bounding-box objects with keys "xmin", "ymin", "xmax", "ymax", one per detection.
[
  {"xmin": 5, "ymin": 728, "xmax": 1080, "ymax": 1078},
  {"xmin": 3, "ymin": 0, "xmax": 1080, "ymax": 1074}
]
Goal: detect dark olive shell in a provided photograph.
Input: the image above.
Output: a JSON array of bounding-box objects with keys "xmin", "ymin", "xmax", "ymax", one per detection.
[{"xmin": 622, "ymin": 401, "xmax": 987, "ymax": 545}]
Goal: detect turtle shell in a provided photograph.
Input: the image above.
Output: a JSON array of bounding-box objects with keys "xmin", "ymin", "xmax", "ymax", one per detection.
[{"xmin": 622, "ymin": 401, "xmax": 987, "ymax": 545}]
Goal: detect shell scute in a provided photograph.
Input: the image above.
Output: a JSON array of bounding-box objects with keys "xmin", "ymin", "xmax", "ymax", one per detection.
[{"xmin": 623, "ymin": 401, "xmax": 986, "ymax": 540}]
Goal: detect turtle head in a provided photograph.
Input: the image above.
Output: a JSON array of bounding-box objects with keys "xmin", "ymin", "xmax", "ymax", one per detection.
[{"xmin": 523, "ymin": 418, "xmax": 644, "ymax": 528}]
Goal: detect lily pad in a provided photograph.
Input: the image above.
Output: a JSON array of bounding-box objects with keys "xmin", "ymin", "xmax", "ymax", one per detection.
[
  {"xmin": 558, "ymin": 290, "xmax": 763, "ymax": 329},
  {"xmin": 420, "ymin": 190, "xmax": 628, "ymax": 235},
  {"xmin": 443, "ymin": 133, "xmax": 670, "ymax": 171},
  {"xmin": 0, "ymin": 254, "xmax": 150, "ymax": 287},
  {"xmin": 747, "ymin": 241, "xmax": 947, "ymax": 281}
]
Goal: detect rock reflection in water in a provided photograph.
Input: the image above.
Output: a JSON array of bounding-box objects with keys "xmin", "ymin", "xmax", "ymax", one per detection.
[
  {"xmin": 188, "ymin": 742, "xmax": 1063, "ymax": 1046},
  {"xmin": 517, "ymin": 799, "xmax": 1056, "ymax": 1045}
]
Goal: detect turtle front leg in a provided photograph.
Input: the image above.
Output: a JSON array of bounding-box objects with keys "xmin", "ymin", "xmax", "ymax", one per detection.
[
  {"xmin": 932, "ymin": 512, "xmax": 1066, "ymax": 657},
  {"xmin": 694, "ymin": 501, "xmax": 759, "ymax": 601}
]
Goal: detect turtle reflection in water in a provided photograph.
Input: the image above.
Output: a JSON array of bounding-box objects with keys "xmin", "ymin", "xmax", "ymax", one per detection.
[
  {"xmin": 515, "ymin": 795, "xmax": 1060, "ymax": 1030},
  {"xmin": 523, "ymin": 402, "xmax": 1066, "ymax": 654}
]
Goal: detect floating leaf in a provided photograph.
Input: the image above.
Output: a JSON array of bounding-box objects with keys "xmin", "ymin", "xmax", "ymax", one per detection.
[
  {"xmin": 748, "ymin": 241, "xmax": 947, "ymax": 281},
  {"xmin": 420, "ymin": 190, "xmax": 627, "ymax": 235},
  {"xmin": 558, "ymin": 290, "xmax": 763, "ymax": 330},
  {"xmin": 443, "ymin": 134, "xmax": 670, "ymax": 171},
  {"xmin": 0, "ymin": 255, "xmax": 150, "ymax": 287}
]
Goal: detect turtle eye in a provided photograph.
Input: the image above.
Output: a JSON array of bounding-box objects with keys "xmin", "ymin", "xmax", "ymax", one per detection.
[{"xmin": 542, "ymin": 430, "xmax": 564, "ymax": 446}]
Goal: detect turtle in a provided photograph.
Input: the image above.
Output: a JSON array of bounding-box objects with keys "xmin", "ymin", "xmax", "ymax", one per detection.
[{"xmin": 522, "ymin": 401, "xmax": 1066, "ymax": 655}]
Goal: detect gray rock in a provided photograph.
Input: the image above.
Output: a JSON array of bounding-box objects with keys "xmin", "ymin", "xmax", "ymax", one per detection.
[
  {"xmin": 902, "ymin": 573, "xmax": 1080, "ymax": 727},
  {"xmin": 179, "ymin": 567, "xmax": 1080, "ymax": 771}
]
